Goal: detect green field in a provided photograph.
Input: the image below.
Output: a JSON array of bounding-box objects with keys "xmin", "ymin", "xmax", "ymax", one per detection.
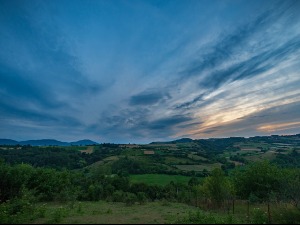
[
  {"xmin": 175, "ymin": 163, "xmax": 221, "ymax": 171},
  {"xmin": 187, "ymin": 153, "xmax": 209, "ymax": 161},
  {"xmin": 244, "ymin": 151, "xmax": 277, "ymax": 162},
  {"xmin": 29, "ymin": 200, "xmax": 297, "ymax": 224},
  {"xmin": 31, "ymin": 201, "xmax": 199, "ymax": 224},
  {"xmin": 164, "ymin": 156, "xmax": 194, "ymax": 164},
  {"xmin": 130, "ymin": 174, "xmax": 192, "ymax": 186},
  {"xmin": 65, "ymin": 146, "xmax": 88, "ymax": 151}
]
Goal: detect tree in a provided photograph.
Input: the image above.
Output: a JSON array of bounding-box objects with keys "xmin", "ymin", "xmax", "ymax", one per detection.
[
  {"xmin": 232, "ymin": 160, "xmax": 282, "ymax": 202},
  {"xmin": 137, "ymin": 192, "xmax": 147, "ymax": 205},
  {"xmin": 124, "ymin": 192, "xmax": 137, "ymax": 206},
  {"xmin": 280, "ymin": 168, "xmax": 300, "ymax": 208},
  {"xmin": 188, "ymin": 177, "xmax": 200, "ymax": 186},
  {"xmin": 202, "ymin": 168, "xmax": 232, "ymax": 208}
]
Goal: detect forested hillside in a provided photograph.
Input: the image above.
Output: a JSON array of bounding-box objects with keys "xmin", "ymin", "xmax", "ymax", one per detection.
[{"xmin": 0, "ymin": 134, "xmax": 299, "ymax": 223}]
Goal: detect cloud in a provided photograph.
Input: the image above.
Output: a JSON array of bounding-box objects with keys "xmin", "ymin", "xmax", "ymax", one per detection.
[
  {"xmin": 197, "ymin": 37, "xmax": 300, "ymax": 91},
  {"xmin": 175, "ymin": 93, "xmax": 206, "ymax": 109},
  {"xmin": 1, "ymin": 0, "xmax": 300, "ymax": 142},
  {"xmin": 0, "ymin": 100, "xmax": 82, "ymax": 127},
  {"xmin": 148, "ymin": 115, "xmax": 192, "ymax": 130},
  {"xmin": 257, "ymin": 121, "xmax": 300, "ymax": 133},
  {"xmin": 0, "ymin": 64, "xmax": 63, "ymax": 109},
  {"xmin": 87, "ymin": 107, "xmax": 194, "ymax": 142},
  {"xmin": 195, "ymin": 101, "xmax": 300, "ymax": 137},
  {"xmin": 0, "ymin": 2, "xmax": 103, "ymax": 100},
  {"xmin": 180, "ymin": 10, "xmax": 273, "ymax": 79},
  {"xmin": 171, "ymin": 2, "xmax": 300, "ymax": 116},
  {"xmin": 202, "ymin": 129, "xmax": 219, "ymax": 134},
  {"xmin": 177, "ymin": 122, "xmax": 203, "ymax": 129},
  {"xmin": 129, "ymin": 90, "xmax": 170, "ymax": 106}
]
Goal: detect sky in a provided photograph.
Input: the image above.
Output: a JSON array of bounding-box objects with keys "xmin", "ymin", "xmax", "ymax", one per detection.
[{"xmin": 0, "ymin": 0, "xmax": 300, "ymax": 143}]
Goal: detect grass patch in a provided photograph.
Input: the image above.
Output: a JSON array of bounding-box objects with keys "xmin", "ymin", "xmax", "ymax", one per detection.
[
  {"xmin": 175, "ymin": 163, "xmax": 221, "ymax": 171},
  {"xmin": 30, "ymin": 201, "xmax": 198, "ymax": 224},
  {"xmin": 164, "ymin": 156, "xmax": 194, "ymax": 164},
  {"xmin": 244, "ymin": 151, "xmax": 276, "ymax": 162},
  {"xmin": 187, "ymin": 154, "xmax": 209, "ymax": 161}
]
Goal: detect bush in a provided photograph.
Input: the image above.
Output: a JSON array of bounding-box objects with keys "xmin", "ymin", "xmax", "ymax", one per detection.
[
  {"xmin": 272, "ymin": 207, "xmax": 300, "ymax": 224},
  {"xmin": 124, "ymin": 193, "xmax": 137, "ymax": 206},
  {"xmin": 251, "ymin": 207, "xmax": 268, "ymax": 224},
  {"xmin": 175, "ymin": 210, "xmax": 240, "ymax": 224},
  {"xmin": 137, "ymin": 192, "xmax": 147, "ymax": 205},
  {"xmin": 161, "ymin": 198, "xmax": 171, "ymax": 206},
  {"xmin": 0, "ymin": 188, "xmax": 38, "ymax": 224},
  {"xmin": 49, "ymin": 207, "xmax": 68, "ymax": 223},
  {"xmin": 112, "ymin": 190, "xmax": 125, "ymax": 202}
]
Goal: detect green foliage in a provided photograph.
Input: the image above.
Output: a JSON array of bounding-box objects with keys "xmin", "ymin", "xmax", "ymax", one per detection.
[
  {"xmin": 160, "ymin": 198, "xmax": 171, "ymax": 206},
  {"xmin": 112, "ymin": 157, "xmax": 143, "ymax": 174},
  {"xmin": 137, "ymin": 192, "xmax": 147, "ymax": 205},
  {"xmin": 230, "ymin": 154, "xmax": 248, "ymax": 164},
  {"xmin": 36, "ymin": 203, "xmax": 47, "ymax": 218},
  {"xmin": 0, "ymin": 163, "xmax": 34, "ymax": 202},
  {"xmin": 0, "ymin": 145, "xmax": 121, "ymax": 170},
  {"xmin": 272, "ymin": 207, "xmax": 300, "ymax": 224},
  {"xmin": 176, "ymin": 210, "xmax": 240, "ymax": 224},
  {"xmin": 232, "ymin": 161, "xmax": 282, "ymax": 201},
  {"xmin": 0, "ymin": 136, "xmax": 299, "ymax": 224},
  {"xmin": 273, "ymin": 149, "xmax": 300, "ymax": 168},
  {"xmin": 130, "ymin": 174, "xmax": 191, "ymax": 186},
  {"xmin": 248, "ymin": 193, "xmax": 261, "ymax": 204},
  {"xmin": 112, "ymin": 190, "xmax": 125, "ymax": 202},
  {"xmin": 87, "ymin": 184, "xmax": 103, "ymax": 201},
  {"xmin": 202, "ymin": 168, "xmax": 233, "ymax": 208},
  {"xmin": 76, "ymin": 202, "xmax": 83, "ymax": 214},
  {"xmin": 250, "ymin": 207, "xmax": 268, "ymax": 224},
  {"xmin": 279, "ymin": 168, "xmax": 300, "ymax": 207},
  {"xmin": 48, "ymin": 207, "xmax": 68, "ymax": 223},
  {"xmin": 124, "ymin": 192, "xmax": 137, "ymax": 206},
  {"xmin": 188, "ymin": 176, "xmax": 200, "ymax": 186},
  {"xmin": 0, "ymin": 188, "xmax": 38, "ymax": 224}
]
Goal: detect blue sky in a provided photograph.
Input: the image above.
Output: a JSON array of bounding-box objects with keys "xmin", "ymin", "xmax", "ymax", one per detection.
[{"xmin": 0, "ymin": 0, "xmax": 300, "ymax": 143}]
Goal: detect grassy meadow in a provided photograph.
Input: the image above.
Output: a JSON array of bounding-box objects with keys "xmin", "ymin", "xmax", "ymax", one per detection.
[{"xmin": 23, "ymin": 200, "xmax": 300, "ymax": 224}]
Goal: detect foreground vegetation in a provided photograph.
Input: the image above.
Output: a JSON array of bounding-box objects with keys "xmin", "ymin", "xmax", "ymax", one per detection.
[
  {"xmin": 0, "ymin": 134, "xmax": 299, "ymax": 223},
  {"xmin": 2, "ymin": 200, "xmax": 299, "ymax": 224}
]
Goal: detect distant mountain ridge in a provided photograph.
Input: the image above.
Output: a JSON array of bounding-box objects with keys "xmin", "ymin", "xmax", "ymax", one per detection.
[
  {"xmin": 150, "ymin": 134, "xmax": 300, "ymax": 144},
  {"xmin": 0, "ymin": 139, "xmax": 98, "ymax": 146},
  {"xmin": 150, "ymin": 138, "xmax": 194, "ymax": 144}
]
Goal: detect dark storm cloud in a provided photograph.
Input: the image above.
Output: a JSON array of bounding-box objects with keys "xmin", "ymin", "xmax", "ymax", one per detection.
[
  {"xmin": 175, "ymin": 90, "xmax": 228, "ymax": 110},
  {"xmin": 129, "ymin": 91, "xmax": 170, "ymax": 106},
  {"xmin": 148, "ymin": 115, "xmax": 192, "ymax": 130},
  {"xmin": 175, "ymin": 93, "xmax": 207, "ymax": 109}
]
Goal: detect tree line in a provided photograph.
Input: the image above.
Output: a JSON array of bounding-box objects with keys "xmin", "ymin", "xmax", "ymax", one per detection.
[{"xmin": 0, "ymin": 158, "xmax": 300, "ymax": 223}]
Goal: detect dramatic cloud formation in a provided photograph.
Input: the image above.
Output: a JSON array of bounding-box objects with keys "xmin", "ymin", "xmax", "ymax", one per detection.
[{"xmin": 0, "ymin": 0, "xmax": 299, "ymax": 143}]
